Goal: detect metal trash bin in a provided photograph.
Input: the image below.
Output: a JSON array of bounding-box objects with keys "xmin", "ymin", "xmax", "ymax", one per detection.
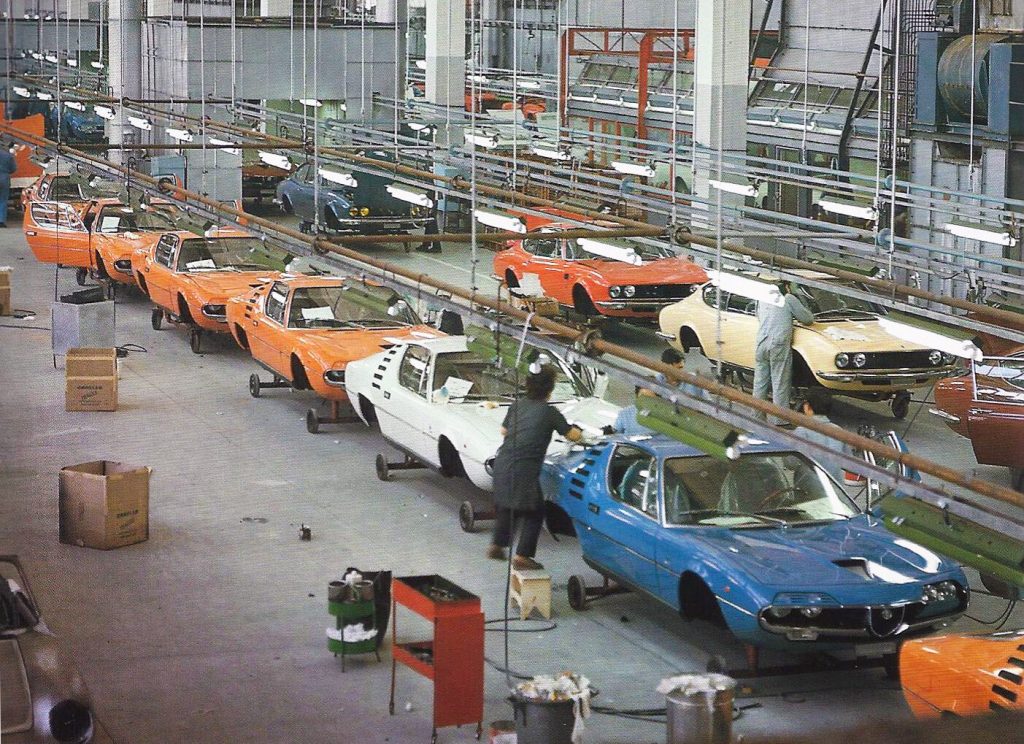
[
  {"xmin": 510, "ymin": 693, "xmax": 576, "ymax": 744},
  {"xmin": 663, "ymin": 674, "xmax": 735, "ymax": 744}
]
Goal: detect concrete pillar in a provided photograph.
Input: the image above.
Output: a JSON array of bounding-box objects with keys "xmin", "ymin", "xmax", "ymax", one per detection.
[
  {"xmin": 424, "ymin": 0, "xmax": 464, "ymax": 106},
  {"xmin": 691, "ymin": 0, "xmax": 750, "ymax": 230},
  {"xmin": 375, "ymin": 0, "xmax": 396, "ymax": 24},
  {"xmin": 107, "ymin": 0, "xmax": 144, "ymax": 164},
  {"xmin": 259, "ymin": 0, "xmax": 289, "ymax": 17}
]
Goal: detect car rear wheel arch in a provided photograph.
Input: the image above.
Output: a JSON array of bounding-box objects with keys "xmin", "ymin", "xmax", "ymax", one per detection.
[
  {"xmin": 678, "ymin": 572, "xmax": 725, "ymax": 626},
  {"xmin": 290, "ymin": 355, "xmax": 311, "ymax": 391}
]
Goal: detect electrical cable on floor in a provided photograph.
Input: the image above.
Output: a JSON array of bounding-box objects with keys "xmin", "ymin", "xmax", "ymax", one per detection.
[
  {"xmin": 965, "ymin": 598, "xmax": 1017, "ymax": 626},
  {"xmin": 0, "ymin": 323, "xmax": 50, "ymax": 330},
  {"xmin": 484, "ymin": 617, "xmax": 556, "ymax": 633},
  {"xmin": 899, "ymin": 380, "xmax": 937, "ymax": 440},
  {"xmin": 116, "ymin": 343, "xmax": 148, "ymax": 356}
]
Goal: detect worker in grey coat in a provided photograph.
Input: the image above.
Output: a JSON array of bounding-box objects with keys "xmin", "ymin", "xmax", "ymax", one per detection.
[
  {"xmin": 753, "ymin": 280, "xmax": 813, "ymax": 418},
  {"xmin": 0, "ymin": 143, "xmax": 17, "ymax": 227}
]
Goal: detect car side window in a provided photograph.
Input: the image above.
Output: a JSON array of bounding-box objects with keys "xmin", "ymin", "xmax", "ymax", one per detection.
[
  {"xmin": 264, "ymin": 282, "xmax": 289, "ymax": 324},
  {"xmin": 154, "ymin": 235, "xmax": 177, "ymax": 268},
  {"xmin": 398, "ymin": 346, "xmax": 431, "ymax": 397},
  {"xmin": 293, "ymin": 164, "xmax": 309, "ymax": 183},
  {"xmin": 302, "ymin": 165, "xmax": 316, "ymax": 185},
  {"xmin": 608, "ymin": 444, "xmax": 660, "ymax": 519},
  {"xmin": 702, "ymin": 285, "xmax": 726, "ymax": 310},
  {"xmin": 38, "ymin": 180, "xmax": 50, "ymax": 200},
  {"xmin": 524, "ymin": 237, "xmax": 559, "ymax": 258},
  {"xmin": 726, "ymin": 292, "xmax": 756, "ymax": 315}
]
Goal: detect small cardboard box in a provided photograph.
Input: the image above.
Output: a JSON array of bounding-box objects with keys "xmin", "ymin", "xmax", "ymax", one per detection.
[
  {"xmin": 65, "ymin": 347, "xmax": 118, "ymax": 412},
  {"xmin": 59, "ymin": 461, "xmax": 150, "ymax": 550},
  {"xmin": 0, "ymin": 266, "xmax": 11, "ymax": 316}
]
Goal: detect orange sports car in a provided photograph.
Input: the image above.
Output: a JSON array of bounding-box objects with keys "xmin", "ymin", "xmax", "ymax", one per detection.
[
  {"xmin": 20, "ymin": 170, "xmax": 119, "ymax": 210},
  {"xmin": 227, "ymin": 275, "xmax": 443, "ymax": 432},
  {"xmin": 900, "ymin": 629, "xmax": 1024, "ymax": 718},
  {"xmin": 23, "ymin": 197, "xmax": 180, "ymax": 286},
  {"xmin": 492, "ymin": 211, "xmax": 706, "ymax": 319},
  {"xmin": 132, "ymin": 229, "xmax": 285, "ymax": 353}
]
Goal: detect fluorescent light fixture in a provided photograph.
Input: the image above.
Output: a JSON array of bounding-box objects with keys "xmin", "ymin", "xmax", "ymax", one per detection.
[
  {"xmin": 12, "ymin": 87, "xmax": 31, "ymax": 98},
  {"xmin": 94, "ymin": 105, "xmax": 115, "ymax": 120},
  {"xmin": 318, "ymin": 167, "xmax": 358, "ymax": 188},
  {"xmin": 35, "ymin": 91, "xmax": 52, "ymax": 101},
  {"xmin": 464, "ymin": 131, "xmax": 500, "ymax": 149},
  {"xmin": 944, "ymin": 220, "xmax": 1017, "ymax": 247},
  {"xmin": 516, "ymin": 79, "xmax": 542, "ymax": 89},
  {"xmin": 709, "ymin": 177, "xmax": 757, "ymax": 198},
  {"xmin": 474, "ymin": 208, "xmax": 526, "ymax": 233},
  {"xmin": 208, "ymin": 137, "xmax": 240, "ymax": 155},
  {"xmin": 531, "ymin": 144, "xmax": 572, "ymax": 161},
  {"xmin": 166, "ymin": 127, "xmax": 194, "ymax": 142},
  {"xmin": 818, "ymin": 198, "xmax": 877, "ymax": 222},
  {"xmin": 386, "ymin": 183, "xmax": 434, "ymax": 208},
  {"xmin": 707, "ymin": 270, "xmax": 785, "ymax": 307},
  {"xmin": 407, "ymin": 121, "xmax": 433, "ymax": 132},
  {"xmin": 90, "ymin": 61, "xmax": 104, "ymax": 69},
  {"xmin": 414, "ymin": 59, "xmax": 427, "ymax": 70},
  {"xmin": 611, "ymin": 160, "xmax": 656, "ymax": 178},
  {"xmin": 258, "ymin": 151, "xmax": 292, "ymax": 170},
  {"xmin": 66, "ymin": 58, "xmax": 77, "ymax": 67},
  {"xmin": 44, "ymin": 54, "xmax": 58, "ymax": 63},
  {"xmin": 468, "ymin": 74, "xmax": 489, "ymax": 84},
  {"xmin": 298, "ymin": 98, "xmax": 322, "ymax": 107},
  {"xmin": 128, "ymin": 115, "xmax": 152, "ymax": 131},
  {"xmin": 65, "ymin": 101, "xmax": 86, "ymax": 111},
  {"xmin": 878, "ymin": 317, "xmax": 983, "ymax": 361},
  {"xmin": 578, "ymin": 238, "xmax": 643, "ymax": 266},
  {"xmin": 30, "ymin": 52, "xmax": 43, "ymax": 60}
]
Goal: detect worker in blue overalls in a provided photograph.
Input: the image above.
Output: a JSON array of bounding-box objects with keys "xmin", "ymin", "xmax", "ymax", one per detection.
[
  {"xmin": 753, "ymin": 280, "xmax": 813, "ymax": 423},
  {"xmin": 0, "ymin": 143, "xmax": 18, "ymax": 227}
]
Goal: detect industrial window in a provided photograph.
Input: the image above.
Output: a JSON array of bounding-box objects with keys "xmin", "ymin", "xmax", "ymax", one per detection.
[
  {"xmin": 154, "ymin": 235, "xmax": 177, "ymax": 268},
  {"xmin": 990, "ymin": 0, "xmax": 1012, "ymax": 15},
  {"xmin": 264, "ymin": 282, "xmax": 288, "ymax": 325},
  {"xmin": 608, "ymin": 445, "xmax": 660, "ymax": 520},
  {"xmin": 398, "ymin": 346, "xmax": 431, "ymax": 396}
]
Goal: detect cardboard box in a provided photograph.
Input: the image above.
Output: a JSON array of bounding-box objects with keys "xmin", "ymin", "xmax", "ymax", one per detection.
[
  {"xmin": 65, "ymin": 347, "xmax": 118, "ymax": 412},
  {"xmin": 59, "ymin": 461, "xmax": 150, "ymax": 550},
  {"xmin": 0, "ymin": 266, "xmax": 10, "ymax": 316}
]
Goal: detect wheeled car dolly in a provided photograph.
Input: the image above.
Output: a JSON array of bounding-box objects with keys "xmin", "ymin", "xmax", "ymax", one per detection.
[
  {"xmin": 150, "ymin": 308, "xmax": 205, "ymax": 354},
  {"xmin": 306, "ymin": 401, "xmax": 360, "ymax": 434},
  {"xmin": 248, "ymin": 372, "xmax": 291, "ymax": 398},
  {"xmin": 566, "ymin": 574, "xmax": 629, "ymax": 611},
  {"xmin": 375, "ymin": 452, "xmax": 427, "ymax": 482},
  {"xmin": 457, "ymin": 501, "xmax": 495, "ymax": 533}
]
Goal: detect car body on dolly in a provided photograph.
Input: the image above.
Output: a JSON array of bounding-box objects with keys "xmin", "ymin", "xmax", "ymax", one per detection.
[
  {"xmin": 542, "ymin": 436, "xmax": 968, "ymax": 652},
  {"xmin": 345, "ymin": 335, "xmax": 618, "ymax": 502},
  {"xmin": 659, "ymin": 270, "xmax": 961, "ymax": 418},
  {"xmin": 22, "ymin": 197, "xmax": 180, "ymax": 287},
  {"xmin": 0, "ymin": 556, "xmax": 95, "ymax": 743},
  {"xmin": 131, "ymin": 229, "xmax": 285, "ymax": 353},
  {"xmin": 932, "ymin": 347, "xmax": 1024, "ymax": 491},
  {"xmin": 275, "ymin": 157, "xmax": 432, "ymax": 238},
  {"xmin": 226, "ymin": 275, "xmax": 444, "ymax": 432},
  {"xmin": 46, "ymin": 105, "xmax": 105, "ymax": 144},
  {"xmin": 493, "ymin": 212, "xmax": 707, "ymax": 319},
  {"xmin": 20, "ymin": 172, "xmax": 118, "ymax": 212}
]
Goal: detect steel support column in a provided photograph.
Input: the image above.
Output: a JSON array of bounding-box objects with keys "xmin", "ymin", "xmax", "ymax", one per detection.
[{"xmin": 107, "ymin": 0, "xmax": 144, "ymax": 165}]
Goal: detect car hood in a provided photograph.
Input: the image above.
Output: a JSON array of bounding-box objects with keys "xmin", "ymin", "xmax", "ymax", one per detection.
[
  {"xmin": 687, "ymin": 515, "xmax": 960, "ymax": 589},
  {"xmin": 579, "ymin": 258, "xmax": 707, "ymax": 285},
  {"xmin": 0, "ymin": 637, "xmax": 32, "ymax": 734},
  {"xmin": 99, "ymin": 231, "xmax": 163, "ymax": 259},
  {"xmin": 296, "ymin": 327, "xmax": 443, "ymax": 365},
  {"xmin": 182, "ymin": 271, "xmax": 280, "ymax": 300},
  {"xmin": 799, "ymin": 318, "xmax": 932, "ymax": 351}
]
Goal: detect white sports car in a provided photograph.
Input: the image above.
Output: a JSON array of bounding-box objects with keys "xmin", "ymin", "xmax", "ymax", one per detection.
[{"xmin": 345, "ymin": 336, "xmax": 620, "ymax": 492}]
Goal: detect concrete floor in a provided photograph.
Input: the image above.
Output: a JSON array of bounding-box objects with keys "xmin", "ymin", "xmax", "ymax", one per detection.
[{"xmin": 1, "ymin": 212, "xmax": 1020, "ymax": 744}]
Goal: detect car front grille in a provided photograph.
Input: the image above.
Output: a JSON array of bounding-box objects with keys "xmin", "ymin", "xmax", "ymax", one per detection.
[
  {"xmin": 632, "ymin": 284, "xmax": 697, "ymax": 300},
  {"xmin": 861, "ymin": 350, "xmax": 938, "ymax": 370}
]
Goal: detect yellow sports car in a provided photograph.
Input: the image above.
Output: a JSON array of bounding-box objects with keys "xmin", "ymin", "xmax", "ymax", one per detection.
[{"xmin": 657, "ymin": 270, "xmax": 960, "ymax": 418}]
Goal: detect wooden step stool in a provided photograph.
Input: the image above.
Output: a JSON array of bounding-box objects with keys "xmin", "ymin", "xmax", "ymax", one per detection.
[{"xmin": 509, "ymin": 568, "xmax": 552, "ymax": 620}]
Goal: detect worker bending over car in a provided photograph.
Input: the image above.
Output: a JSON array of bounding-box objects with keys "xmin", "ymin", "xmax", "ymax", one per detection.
[{"xmin": 753, "ymin": 280, "xmax": 813, "ymax": 423}]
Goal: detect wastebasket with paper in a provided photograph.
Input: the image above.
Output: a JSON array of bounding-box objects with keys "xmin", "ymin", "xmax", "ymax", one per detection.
[
  {"xmin": 510, "ymin": 672, "xmax": 593, "ymax": 744},
  {"xmin": 659, "ymin": 673, "xmax": 736, "ymax": 744}
]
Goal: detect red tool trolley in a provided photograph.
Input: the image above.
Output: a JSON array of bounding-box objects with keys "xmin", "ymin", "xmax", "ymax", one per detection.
[{"xmin": 390, "ymin": 574, "xmax": 484, "ymax": 742}]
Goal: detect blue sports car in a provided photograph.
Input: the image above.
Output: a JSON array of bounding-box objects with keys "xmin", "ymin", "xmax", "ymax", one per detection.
[
  {"xmin": 542, "ymin": 436, "xmax": 968, "ymax": 651},
  {"xmin": 47, "ymin": 105, "xmax": 105, "ymax": 143}
]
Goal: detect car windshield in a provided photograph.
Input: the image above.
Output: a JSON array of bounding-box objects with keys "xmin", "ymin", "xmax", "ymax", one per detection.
[
  {"xmin": 431, "ymin": 350, "xmax": 581, "ymax": 403},
  {"xmin": 47, "ymin": 176, "xmax": 86, "ymax": 201},
  {"xmin": 663, "ymin": 452, "xmax": 859, "ymax": 527},
  {"xmin": 177, "ymin": 237, "xmax": 281, "ymax": 272},
  {"xmin": 97, "ymin": 206, "xmax": 179, "ymax": 234},
  {"xmin": 0, "ymin": 562, "xmax": 38, "ymax": 633},
  {"xmin": 795, "ymin": 281, "xmax": 883, "ymax": 320},
  {"xmin": 287, "ymin": 283, "xmax": 420, "ymax": 329},
  {"xmin": 526, "ymin": 236, "xmax": 675, "ymax": 262}
]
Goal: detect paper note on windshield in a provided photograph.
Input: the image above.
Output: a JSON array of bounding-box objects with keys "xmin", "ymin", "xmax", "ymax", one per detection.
[
  {"xmin": 301, "ymin": 306, "xmax": 335, "ymax": 321},
  {"xmin": 186, "ymin": 259, "xmax": 216, "ymax": 270},
  {"xmin": 99, "ymin": 216, "xmax": 121, "ymax": 232},
  {"xmin": 442, "ymin": 376, "xmax": 474, "ymax": 399}
]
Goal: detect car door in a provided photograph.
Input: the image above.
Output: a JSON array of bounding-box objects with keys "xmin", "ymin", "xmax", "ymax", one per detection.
[
  {"xmin": 586, "ymin": 444, "xmax": 662, "ymax": 593},
  {"xmin": 24, "ymin": 200, "xmax": 90, "ymax": 267},
  {"xmin": 247, "ymin": 282, "xmax": 291, "ymax": 377},
  {"xmin": 376, "ymin": 345, "xmax": 438, "ymax": 463},
  {"xmin": 965, "ymin": 356, "xmax": 1024, "ymax": 468},
  {"xmin": 519, "ymin": 235, "xmax": 565, "ymax": 301},
  {"xmin": 289, "ymin": 164, "xmax": 315, "ymax": 219},
  {"xmin": 141, "ymin": 234, "xmax": 180, "ymax": 311}
]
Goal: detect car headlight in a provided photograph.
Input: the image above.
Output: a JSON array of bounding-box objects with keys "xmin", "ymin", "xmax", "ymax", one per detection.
[
  {"xmin": 49, "ymin": 699, "xmax": 93, "ymax": 743},
  {"xmin": 929, "ymin": 350, "xmax": 943, "ymax": 366},
  {"xmin": 485, "ymin": 457, "xmax": 495, "ymax": 475},
  {"xmin": 201, "ymin": 303, "xmax": 226, "ymax": 318},
  {"xmin": 768, "ymin": 607, "xmax": 791, "ymax": 618},
  {"xmin": 609, "ymin": 285, "xmax": 621, "ymax": 298},
  {"xmin": 348, "ymin": 207, "xmax": 359, "ymax": 217},
  {"xmin": 835, "ymin": 352, "xmax": 850, "ymax": 369},
  {"xmin": 852, "ymin": 352, "xmax": 867, "ymax": 368},
  {"xmin": 360, "ymin": 206, "xmax": 370, "ymax": 216},
  {"xmin": 800, "ymin": 607, "xmax": 822, "ymax": 618},
  {"xmin": 323, "ymin": 369, "xmax": 346, "ymax": 385},
  {"xmin": 942, "ymin": 352, "xmax": 956, "ymax": 365},
  {"xmin": 623, "ymin": 285, "xmax": 636, "ymax": 298},
  {"xmin": 113, "ymin": 258, "xmax": 132, "ymax": 271}
]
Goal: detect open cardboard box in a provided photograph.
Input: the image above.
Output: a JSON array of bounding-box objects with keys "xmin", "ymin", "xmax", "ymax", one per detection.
[{"xmin": 59, "ymin": 460, "xmax": 150, "ymax": 550}]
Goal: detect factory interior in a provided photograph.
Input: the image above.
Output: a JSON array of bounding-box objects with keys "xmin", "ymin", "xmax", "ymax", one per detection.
[{"xmin": 3, "ymin": 0, "xmax": 1024, "ymax": 742}]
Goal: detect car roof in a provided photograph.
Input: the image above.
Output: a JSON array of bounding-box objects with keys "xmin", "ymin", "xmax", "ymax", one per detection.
[
  {"xmin": 403, "ymin": 335, "xmax": 469, "ymax": 354},
  {"xmin": 606, "ymin": 433, "xmax": 796, "ymax": 458},
  {"xmin": 275, "ymin": 275, "xmax": 349, "ymax": 289}
]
